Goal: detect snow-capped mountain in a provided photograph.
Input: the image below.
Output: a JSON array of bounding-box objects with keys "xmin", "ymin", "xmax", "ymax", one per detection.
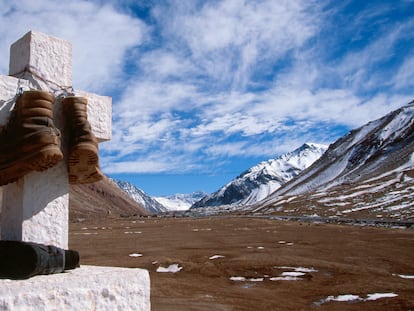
[
  {"xmin": 191, "ymin": 143, "xmax": 327, "ymax": 208},
  {"xmin": 116, "ymin": 180, "xmax": 167, "ymax": 214},
  {"xmin": 154, "ymin": 192, "xmax": 207, "ymax": 211},
  {"xmin": 251, "ymin": 100, "xmax": 414, "ymax": 220}
]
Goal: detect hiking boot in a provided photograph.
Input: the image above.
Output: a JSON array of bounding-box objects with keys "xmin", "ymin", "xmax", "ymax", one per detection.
[
  {"xmin": 0, "ymin": 240, "xmax": 80, "ymax": 280},
  {"xmin": 62, "ymin": 96, "xmax": 103, "ymax": 184},
  {"xmin": 0, "ymin": 90, "xmax": 63, "ymax": 186}
]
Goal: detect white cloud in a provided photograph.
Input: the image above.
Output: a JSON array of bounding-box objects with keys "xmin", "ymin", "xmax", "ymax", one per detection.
[
  {"xmin": 104, "ymin": 159, "xmax": 172, "ymax": 174},
  {"xmin": 2, "ymin": 0, "xmax": 413, "ymax": 177},
  {"xmin": 139, "ymin": 51, "xmax": 196, "ymax": 80},
  {"xmin": 102, "ymin": 150, "xmax": 204, "ymax": 174},
  {"xmin": 115, "ymin": 80, "xmax": 201, "ymax": 118},
  {"xmin": 205, "ymin": 141, "xmax": 248, "ymax": 158},
  {"xmin": 317, "ymin": 16, "xmax": 414, "ymax": 95},
  {"xmin": 155, "ymin": 0, "xmax": 320, "ymax": 90},
  {"xmin": 175, "ymin": 0, "xmax": 317, "ymax": 54},
  {"xmin": 393, "ymin": 55, "xmax": 414, "ymax": 90},
  {"xmin": 0, "ymin": 0, "xmax": 147, "ymax": 92}
]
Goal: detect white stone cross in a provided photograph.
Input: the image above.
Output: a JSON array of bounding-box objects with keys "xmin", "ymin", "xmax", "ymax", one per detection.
[{"xmin": 0, "ymin": 31, "xmax": 112, "ymax": 249}]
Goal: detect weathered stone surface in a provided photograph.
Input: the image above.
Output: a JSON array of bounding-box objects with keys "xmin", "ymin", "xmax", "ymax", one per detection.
[
  {"xmin": 0, "ymin": 266, "xmax": 151, "ymax": 311},
  {"xmin": 0, "ymin": 31, "xmax": 111, "ymax": 141},
  {"xmin": 75, "ymin": 90, "xmax": 112, "ymax": 142},
  {"xmin": 1, "ymin": 31, "xmax": 112, "ymax": 247},
  {"xmin": 9, "ymin": 31, "xmax": 72, "ymax": 90},
  {"xmin": 0, "ymin": 31, "xmax": 150, "ymax": 311},
  {"xmin": 0, "ymin": 73, "xmax": 69, "ymax": 248},
  {"xmin": 1, "ymin": 165, "xmax": 69, "ymax": 248}
]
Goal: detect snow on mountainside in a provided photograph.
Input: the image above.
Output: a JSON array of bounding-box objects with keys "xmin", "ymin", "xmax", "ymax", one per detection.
[
  {"xmin": 192, "ymin": 143, "xmax": 327, "ymax": 208},
  {"xmin": 154, "ymin": 192, "xmax": 207, "ymax": 211},
  {"xmin": 116, "ymin": 180, "xmax": 167, "ymax": 214},
  {"xmin": 251, "ymin": 100, "xmax": 414, "ymax": 220}
]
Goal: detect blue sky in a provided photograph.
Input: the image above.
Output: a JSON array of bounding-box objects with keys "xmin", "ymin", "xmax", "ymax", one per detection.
[{"xmin": 1, "ymin": 0, "xmax": 413, "ymax": 196}]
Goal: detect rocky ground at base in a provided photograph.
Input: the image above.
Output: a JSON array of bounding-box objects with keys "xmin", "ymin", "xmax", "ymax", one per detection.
[{"xmin": 70, "ymin": 216, "xmax": 414, "ymax": 311}]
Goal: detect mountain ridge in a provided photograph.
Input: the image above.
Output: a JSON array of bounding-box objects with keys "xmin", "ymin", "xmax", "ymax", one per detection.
[
  {"xmin": 192, "ymin": 143, "xmax": 327, "ymax": 208},
  {"xmin": 115, "ymin": 180, "xmax": 167, "ymax": 214},
  {"xmin": 250, "ymin": 100, "xmax": 414, "ymax": 220}
]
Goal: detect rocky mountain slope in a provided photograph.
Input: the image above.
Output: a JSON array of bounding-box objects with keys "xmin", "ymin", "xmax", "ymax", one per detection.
[
  {"xmin": 192, "ymin": 143, "xmax": 327, "ymax": 208},
  {"xmin": 0, "ymin": 176, "xmax": 150, "ymax": 221},
  {"xmin": 115, "ymin": 180, "xmax": 167, "ymax": 214},
  {"xmin": 69, "ymin": 175, "xmax": 151, "ymax": 220},
  {"xmin": 250, "ymin": 100, "xmax": 414, "ymax": 220}
]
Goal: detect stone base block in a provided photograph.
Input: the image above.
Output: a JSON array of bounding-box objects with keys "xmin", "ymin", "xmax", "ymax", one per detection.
[{"xmin": 0, "ymin": 265, "xmax": 150, "ymax": 310}]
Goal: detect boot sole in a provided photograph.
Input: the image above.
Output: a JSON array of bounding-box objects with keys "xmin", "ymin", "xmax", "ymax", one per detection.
[
  {"xmin": 0, "ymin": 145, "xmax": 63, "ymax": 186},
  {"xmin": 0, "ymin": 241, "xmax": 38, "ymax": 279},
  {"xmin": 68, "ymin": 143, "xmax": 104, "ymax": 184}
]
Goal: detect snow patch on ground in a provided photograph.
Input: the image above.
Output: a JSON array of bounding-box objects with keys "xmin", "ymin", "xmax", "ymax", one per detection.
[
  {"xmin": 156, "ymin": 264, "xmax": 183, "ymax": 273},
  {"xmin": 395, "ymin": 274, "xmax": 414, "ymax": 279},
  {"xmin": 274, "ymin": 266, "xmax": 318, "ymax": 272},
  {"xmin": 230, "ymin": 266, "xmax": 317, "ymax": 283},
  {"xmin": 324, "ymin": 294, "xmax": 362, "ymax": 303},
  {"xmin": 209, "ymin": 255, "xmax": 225, "ymax": 260},
  {"xmin": 280, "ymin": 271, "xmax": 306, "ymax": 277},
  {"xmin": 278, "ymin": 241, "xmax": 294, "ymax": 245},
  {"xmin": 129, "ymin": 253, "xmax": 143, "ymax": 257},
  {"xmin": 366, "ymin": 293, "xmax": 398, "ymax": 300},
  {"xmin": 315, "ymin": 292, "xmax": 398, "ymax": 305}
]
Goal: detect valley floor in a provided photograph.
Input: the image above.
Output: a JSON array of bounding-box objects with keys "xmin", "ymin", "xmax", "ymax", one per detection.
[{"xmin": 70, "ymin": 216, "xmax": 414, "ymax": 311}]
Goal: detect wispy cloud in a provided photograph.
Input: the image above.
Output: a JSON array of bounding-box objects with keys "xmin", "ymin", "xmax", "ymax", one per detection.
[
  {"xmin": 392, "ymin": 55, "xmax": 414, "ymax": 90},
  {"xmin": 1, "ymin": 0, "xmax": 413, "ymax": 180},
  {"xmin": 102, "ymin": 0, "xmax": 414, "ymax": 174},
  {"xmin": 0, "ymin": 0, "xmax": 147, "ymax": 93},
  {"xmin": 155, "ymin": 0, "xmax": 320, "ymax": 90}
]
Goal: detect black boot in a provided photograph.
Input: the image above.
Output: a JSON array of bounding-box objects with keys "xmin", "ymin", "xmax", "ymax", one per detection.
[{"xmin": 0, "ymin": 240, "xmax": 79, "ymax": 280}]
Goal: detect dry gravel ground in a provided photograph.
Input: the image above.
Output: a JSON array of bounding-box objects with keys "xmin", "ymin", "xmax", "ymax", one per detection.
[{"xmin": 70, "ymin": 216, "xmax": 414, "ymax": 311}]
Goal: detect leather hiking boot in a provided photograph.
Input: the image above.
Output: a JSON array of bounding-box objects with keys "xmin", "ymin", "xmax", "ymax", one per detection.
[
  {"xmin": 62, "ymin": 96, "xmax": 104, "ymax": 184},
  {"xmin": 0, "ymin": 90, "xmax": 63, "ymax": 186},
  {"xmin": 0, "ymin": 240, "xmax": 80, "ymax": 280}
]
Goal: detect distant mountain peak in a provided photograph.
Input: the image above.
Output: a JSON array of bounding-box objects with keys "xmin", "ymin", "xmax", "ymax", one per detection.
[
  {"xmin": 192, "ymin": 143, "xmax": 328, "ymax": 208},
  {"xmin": 115, "ymin": 180, "xmax": 167, "ymax": 214},
  {"xmin": 251, "ymin": 101, "xmax": 414, "ymax": 220},
  {"xmin": 301, "ymin": 142, "xmax": 326, "ymax": 149},
  {"xmin": 115, "ymin": 180, "xmax": 207, "ymax": 213},
  {"xmin": 154, "ymin": 191, "xmax": 207, "ymax": 211}
]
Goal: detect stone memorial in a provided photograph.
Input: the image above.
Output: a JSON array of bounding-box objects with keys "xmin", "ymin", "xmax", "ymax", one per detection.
[{"xmin": 0, "ymin": 31, "xmax": 150, "ymax": 310}]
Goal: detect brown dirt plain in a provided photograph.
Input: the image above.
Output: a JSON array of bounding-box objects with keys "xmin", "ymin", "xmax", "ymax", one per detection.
[{"xmin": 70, "ymin": 216, "xmax": 414, "ymax": 311}]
